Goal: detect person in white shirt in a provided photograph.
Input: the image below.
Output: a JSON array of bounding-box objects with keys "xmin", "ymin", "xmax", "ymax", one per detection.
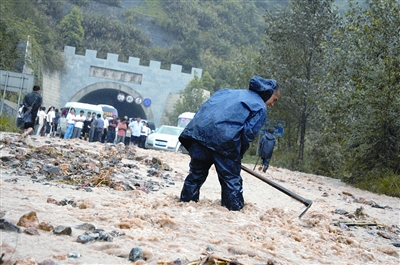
[
  {"xmin": 17, "ymin": 104, "xmax": 24, "ymax": 129},
  {"xmin": 129, "ymin": 116, "xmax": 142, "ymax": 146},
  {"xmin": 45, "ymin": 106, "xmax": 55, "ymax": 137},
  {"xmin": 139, "ymin": 121, "xmax": 151, "ymax": 148},
  {"xmin": 36, "ymin": 106, "xmax": 47, "ymax": 136},
  {"xmin": 101, "ymin": 114, "xmax": 109, "ymax": 143},
  {"xmin": 64, "ymin": 108, "xmax": 76, "ymax": 139},
  {"xmin": 71, "ymin": 110, "xmax": 86, "ymax": 139},
  {"xmin": 18, "ymin": 104, "xmax": 24, "ymax": 118}
]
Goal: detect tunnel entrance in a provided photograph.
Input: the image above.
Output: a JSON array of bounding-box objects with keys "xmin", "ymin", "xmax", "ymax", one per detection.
[{"xmin": 79, "ymin": 88, "xmax": 146, "ymax": 120}]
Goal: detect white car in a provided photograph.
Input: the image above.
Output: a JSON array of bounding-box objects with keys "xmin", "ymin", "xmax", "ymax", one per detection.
[{"xmin": 145, "ymin": 125, "xmax": 184, "ymax": 152}]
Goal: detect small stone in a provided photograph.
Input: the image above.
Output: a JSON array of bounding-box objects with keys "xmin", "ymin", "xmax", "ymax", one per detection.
[
  {"xmin": 354, "ymin": 207, "xmax": 368, "ymax": 218},
  {"xmin": 110, "ymin": 230, "xmax": 125, "ymax": 237},
  {"xmin": 38, "ymin": 222, "xmax": 53, "ymax": 232},
  {"xmin": 98, "ymin": 232, "xmax": 113, "ymax": 242},
  {"xmin": 67, "ymin": 200, "xmax": 77, "ymax": 207},
  {"xmin": 75, "ymin": 223, "xmax": 95, "ymax": 231},
  {"xmin": 41, "ymin": 164, "xmax": 60, "ymax": 175},
  {"xmin": 129, "ymin": 247, "xmax": 144, "ymax": 262},
  {"xmin": 377, "ymin": 231, "xmax": 392, "ymax": 239},
  {"xmin": 334, "ymin": 209, "xmax": 348, "ymax": 215},
  {"xmin": 205, "ymin": 245, "xmax": 214, "ymax": 252},
  {"xmin": 77, "ymin": 234, "xmax": 96, "ymax": 244},
  {"xmin": 47, "ymin": 198, "xmax": 60, "ymax": 205},
  {"xmin": 0, "ymin": 218, "xmax": 22, "ymax": 232},
  {"xmin": 171, "ymin": 259, "xmax": 182, "ymax": 265},
  {"xmin": 163, "ymin": 163, "xmax": 171, "ymax": 171},
  {"xmin": 53, "ymin": 225, "xmax": 72, "ymax": 236},
  {"xmin": 113, "ymin": 183, "xmax": 126, "ymax": 191},
  {"xmin": 152, "ymin": 157, "xmax": 162, "ymax": 165},
  {"xmin": 392, "ymin": 242, "xmax": 400, "ymax": 247},
  {"xmin": 342, "ymin": 191, "xmax": 353, "ymax": 196},
  {"xmin": 17, "ymin": 211, "xmax": 39, "ymax": 228},
  {"xmin": 67, "ymin": 252, "xmax": 80, "ymax": 258}
]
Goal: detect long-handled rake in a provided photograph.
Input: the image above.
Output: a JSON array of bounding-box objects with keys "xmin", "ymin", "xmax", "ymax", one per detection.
[{"xmin": 241, "ymin": 165, "xmax": 313, "ymax": 219}]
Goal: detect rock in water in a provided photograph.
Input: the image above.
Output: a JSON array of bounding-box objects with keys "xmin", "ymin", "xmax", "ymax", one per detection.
[{"xmin": 129, "ymin": 247, "xmax": 144, "ymax": 262}]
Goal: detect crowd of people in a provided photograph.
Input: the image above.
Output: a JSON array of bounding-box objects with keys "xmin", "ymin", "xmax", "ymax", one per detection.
[
  {"xmin": 18, "ymin": 86, "xmax": 152, "ymax": 147},
  {"xmin": 62, "ymin": 110, "xmax": 152, "ymax": 147}
]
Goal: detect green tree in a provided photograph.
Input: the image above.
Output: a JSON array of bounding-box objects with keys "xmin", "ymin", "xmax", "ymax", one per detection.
[
  {"xmin": 200, "ymin": 71, "xmax": 215, "ymax": 93},
  {"xmin": 167, "ymin": 73, "xmax": 211, "ymax": 124},
  {"xmin": 321, "ymin": 0, "xmax": 400, "ymax": 186},
  {"xmin": 57, "ymin": 6, "xmax": 84, "ymax": 50},
  {"xmin": 0, "ymin": 0, "xmax": 63, "ymax": 83},
  {"xmin": 259, "ymin": 0, "xmax": 340, "ymax": 168},
  {"xmin": 227, "ymin": 47, "xmax": 262, "ymax": 89},
  {"xmin": 82, "ymin": 14, "xmax": 151, "ymax": 62}
]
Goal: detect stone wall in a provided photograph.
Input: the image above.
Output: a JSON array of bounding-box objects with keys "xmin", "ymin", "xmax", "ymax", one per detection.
[
  {"xmin": 56, "ymin": 46, "xmax": 202, "ymax": 127},
  {"xmin": 42, "ymin": 70, "xmax": 61, "ymax": 110}
]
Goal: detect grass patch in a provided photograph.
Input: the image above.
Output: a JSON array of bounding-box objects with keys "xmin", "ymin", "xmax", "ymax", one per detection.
[
  {"xmin": 352, "ymin": 169, "xmax": 400, "ymax": 197},
  {"xmin": 0, "ymin": 114, "xmax": 20, "ymax": 133},
  {"xmin": 241, "ymin": 154, "xmax": 258, "ymax": 165},
  {"xmin": 134, "ymin": 0, "xmax": 167, "ymax": 19}
]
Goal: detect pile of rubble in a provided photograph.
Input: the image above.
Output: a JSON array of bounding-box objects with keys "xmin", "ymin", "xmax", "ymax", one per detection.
[{"xmin": 0, "ymin": 134, "xmax": 178, "ymax": 194}]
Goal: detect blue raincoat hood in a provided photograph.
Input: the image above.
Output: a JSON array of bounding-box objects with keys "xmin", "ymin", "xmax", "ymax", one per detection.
[{"xmin": 249, "ymin": 76, "xmax": 277, "ymax": 102}]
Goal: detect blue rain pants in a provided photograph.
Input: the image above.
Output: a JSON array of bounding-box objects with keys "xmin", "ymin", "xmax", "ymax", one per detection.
[{"xmin": 180, "ymin": 142, "xmax": 244, "ymax": 211}]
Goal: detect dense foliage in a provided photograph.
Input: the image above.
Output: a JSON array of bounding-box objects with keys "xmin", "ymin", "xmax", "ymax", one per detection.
[
  {"xmin": 257, "ymin": 0, "xmax": 399, "ymax": 196},
  {"xmin": 259, "ymin": 0, "xmax": 340, "ymax": 167},
  {"xmin": 319, "ymin": 0, "xmax": 400, "ymax": 195},
  {"xmin": 0, "ymin": 0, "xmax": 64, "ymax": 81},
  {"xmin": 166, "ymin": 72, "xmax": 215, "ymax": 125}
]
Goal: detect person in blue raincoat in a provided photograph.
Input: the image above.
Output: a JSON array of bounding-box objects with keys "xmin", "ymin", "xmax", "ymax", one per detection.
[
  {"xmin": 259, "ymin": 127, "xmax": 276, "ymax": 172},
  {"xmin": 179, "ymin": 76, "xmax": 281, "ymax": 211}
]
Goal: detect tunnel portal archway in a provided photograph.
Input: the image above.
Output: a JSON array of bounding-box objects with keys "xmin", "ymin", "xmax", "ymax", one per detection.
[
  {"xmin": 80, "ymin": 89, "xmax": 145, "ymax": 119},
  {"xmin": 69, "ymin": 82, "xmax": 154, "ymax": 121}
]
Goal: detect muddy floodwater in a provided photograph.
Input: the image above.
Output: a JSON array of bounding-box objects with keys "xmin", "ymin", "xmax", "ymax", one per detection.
[{"xmin": 0, "ymin": 132, "xmax": 399, "ymax": 265}]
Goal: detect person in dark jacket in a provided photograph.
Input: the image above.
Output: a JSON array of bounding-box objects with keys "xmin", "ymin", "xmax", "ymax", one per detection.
[
  {"xmin": 20, "ymin": 85, "xmax": 42, "ymax": 138},
  {"xmin": 259, "ymin": 127, "xmax": 276, "ymax": 172},
  {"xmin": 179, "ymin": 76, "xmax": 281, "ymax": 211}
]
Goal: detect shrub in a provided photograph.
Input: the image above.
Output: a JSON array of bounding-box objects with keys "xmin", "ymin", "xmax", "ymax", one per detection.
[
  {"xmin": 0, "ymin": 114, "xmax": 20, "ymax": 132},
  {"xmin": 351, "ymin": 168, "xmax": 400, "ymax": 198}
]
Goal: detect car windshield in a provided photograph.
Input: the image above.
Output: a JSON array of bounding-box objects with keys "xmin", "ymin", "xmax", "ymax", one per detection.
[
  {"xmin": 64, "ymin": 107, "xmax": 99, "ymax": 116},
  {"xmin": 157, "ymin": 126, "xmax": 183, "ymax": 136}
]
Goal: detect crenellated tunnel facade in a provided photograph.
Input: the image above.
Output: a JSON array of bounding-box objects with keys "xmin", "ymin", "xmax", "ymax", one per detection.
[{"xmin": 42, "ymin": 46, "xmax": 202, "ymax": 127}]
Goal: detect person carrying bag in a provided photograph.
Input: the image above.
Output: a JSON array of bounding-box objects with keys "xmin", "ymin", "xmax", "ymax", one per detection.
[{"xmin": 20, "ymin": 85, "xmax": 42, "ymax": 138}]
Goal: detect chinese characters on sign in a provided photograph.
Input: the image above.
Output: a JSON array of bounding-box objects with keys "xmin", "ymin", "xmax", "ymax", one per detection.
[{"xmin": 89, "ymin": 66, "xmax": 142, "ymax": 84}]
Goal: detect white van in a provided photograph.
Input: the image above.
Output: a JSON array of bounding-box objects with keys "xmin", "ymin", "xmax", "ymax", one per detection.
[
  {"xmin": 58, "ymin": 102, "xmax": 103, "ymax": 137},
  {"xmin": 177, "ymin": 112, "xmax": 195, "ymax": 128},
  {"xmin": 175, "ymin": 112, "xmax": 195, "ymax": 154},
  {"xmin": 98, "ymin": 104, "xmax": 118, "ymax": 120}
]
